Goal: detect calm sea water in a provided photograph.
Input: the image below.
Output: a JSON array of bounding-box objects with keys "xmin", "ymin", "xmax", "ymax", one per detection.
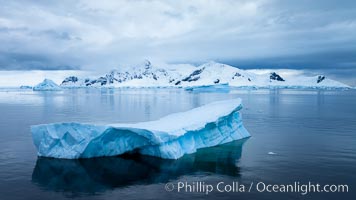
[{"xmin": 0, "ymin": 88, "xmax": 355, "ymax": 200}]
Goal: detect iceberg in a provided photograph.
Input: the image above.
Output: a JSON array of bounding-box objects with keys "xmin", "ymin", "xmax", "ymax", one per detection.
[
  {"xmin": 19, "ymin": 85, "xmax": 33, "ymax": 89},
  {"xmin": 185, "ymin": 83, "xmax": 230, "ymax": 93},
  {"xmin": 33, "ymin": 79, "xmax": 62, "ymax": 91},
  {"xmin": 31, "ymin": 98, "xmax": 250, "ymax": 159}
]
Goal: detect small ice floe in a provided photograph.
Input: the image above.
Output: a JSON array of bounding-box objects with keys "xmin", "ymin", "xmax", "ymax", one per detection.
[
  {"xmin": 268, "ymin": 152, "xmax": 277, "ymax": 155},
  {"xmin": 19, "ymin": 85, "xmax": 33, "ymax": 89}
]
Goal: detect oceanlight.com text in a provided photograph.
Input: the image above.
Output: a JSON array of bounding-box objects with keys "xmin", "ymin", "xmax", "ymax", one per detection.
[{"xmin": 164, "ymin": 181, "xmax": 349, "ymax": 195}]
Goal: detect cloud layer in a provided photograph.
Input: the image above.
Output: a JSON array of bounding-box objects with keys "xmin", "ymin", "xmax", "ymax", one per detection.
[{"xmin": 0, "ymin": 0, "xmax": 356, "ymax": 74}]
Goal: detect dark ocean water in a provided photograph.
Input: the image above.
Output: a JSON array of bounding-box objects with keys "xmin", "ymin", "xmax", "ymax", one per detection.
[{"xmin": 0, "ymin": 88, "xmax": 355, "ymax": 200}]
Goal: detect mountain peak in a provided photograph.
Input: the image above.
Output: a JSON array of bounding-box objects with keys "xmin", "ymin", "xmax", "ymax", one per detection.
[
  {"xmin": 144, "ymin": 59, "xmax": 152, "ymax": 69},
  {"xmin": 199, "ymin": 61, "xmax": 229, "ymax": 69}
]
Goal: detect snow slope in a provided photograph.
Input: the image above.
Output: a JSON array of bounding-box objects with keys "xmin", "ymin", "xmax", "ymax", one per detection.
[{"xmin": 31, "ymin": 98, "xmax": 250, "ymax": 159}]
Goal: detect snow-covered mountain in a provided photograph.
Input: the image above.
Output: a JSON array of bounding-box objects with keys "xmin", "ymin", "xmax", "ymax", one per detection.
[{"xmin": 59, "ymin": 61, "xmax": 349, "ymax": 89}]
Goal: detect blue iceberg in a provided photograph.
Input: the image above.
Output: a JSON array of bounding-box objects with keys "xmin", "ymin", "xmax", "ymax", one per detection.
[
  {"xmin": 31, "ymin": 99, "xmax": 250, "ymax": 159},
  {"xmin": 33, "ymin": 79, "xmax": 62, "ymax": 91}
]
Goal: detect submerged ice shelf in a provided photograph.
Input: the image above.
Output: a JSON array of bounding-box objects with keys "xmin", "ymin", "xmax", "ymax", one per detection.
[{"xmin": 31, "ymin": 98, "xmax": 250, "ymax": 159}]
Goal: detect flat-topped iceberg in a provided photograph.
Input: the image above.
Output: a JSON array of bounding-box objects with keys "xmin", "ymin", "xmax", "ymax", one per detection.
[
  {"xmin": 33, "ymin": 79, "xmax": 61, "ymax": 91},
  {"xmin": 31, "ymin": 98, "xmax": 250, "ymax": 159}
]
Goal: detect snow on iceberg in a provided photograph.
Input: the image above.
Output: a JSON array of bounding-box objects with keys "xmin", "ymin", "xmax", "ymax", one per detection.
[
  {"xmin": 31, "ymin": 98, "xmax": 250, "ymax": 159},
  {"xmin": 33, "ymin": 79, "xmax": 62, "ymax": 91}
]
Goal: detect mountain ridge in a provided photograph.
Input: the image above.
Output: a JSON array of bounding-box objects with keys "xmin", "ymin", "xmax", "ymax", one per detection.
[{"xmin": 58, "ymin": 61, "xmax": 350, "ymax": 88}]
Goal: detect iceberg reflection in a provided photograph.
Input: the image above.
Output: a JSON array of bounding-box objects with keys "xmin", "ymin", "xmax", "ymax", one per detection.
[{"xmin": 31, "ymin": 139, "xmax": 248, "ymax": 196}]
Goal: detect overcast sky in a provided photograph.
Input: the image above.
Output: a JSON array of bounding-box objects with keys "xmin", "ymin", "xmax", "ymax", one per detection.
[{"xmin": 0, "ymin": 0, "xmax": 356, "ymax": 82}]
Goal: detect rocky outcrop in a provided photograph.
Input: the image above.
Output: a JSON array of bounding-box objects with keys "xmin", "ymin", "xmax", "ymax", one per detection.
[{"xmin": 270, "ymin": 72, "xmax": 285, "ymax": 81}]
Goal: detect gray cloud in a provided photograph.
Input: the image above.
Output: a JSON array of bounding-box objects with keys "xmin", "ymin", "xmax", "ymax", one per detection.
[{"xmin": 0, "ymin": 0, "xmax": 355, "ymax": 77}]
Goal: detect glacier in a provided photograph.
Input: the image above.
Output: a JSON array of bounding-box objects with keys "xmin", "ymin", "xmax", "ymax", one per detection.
[
  {"xmin": 31, "ymin": 98, "xmax": 250, "ymax": 159},
  {"xmin": 33, "ymin": 79, "xmax": 62, "ymax": 91}
]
